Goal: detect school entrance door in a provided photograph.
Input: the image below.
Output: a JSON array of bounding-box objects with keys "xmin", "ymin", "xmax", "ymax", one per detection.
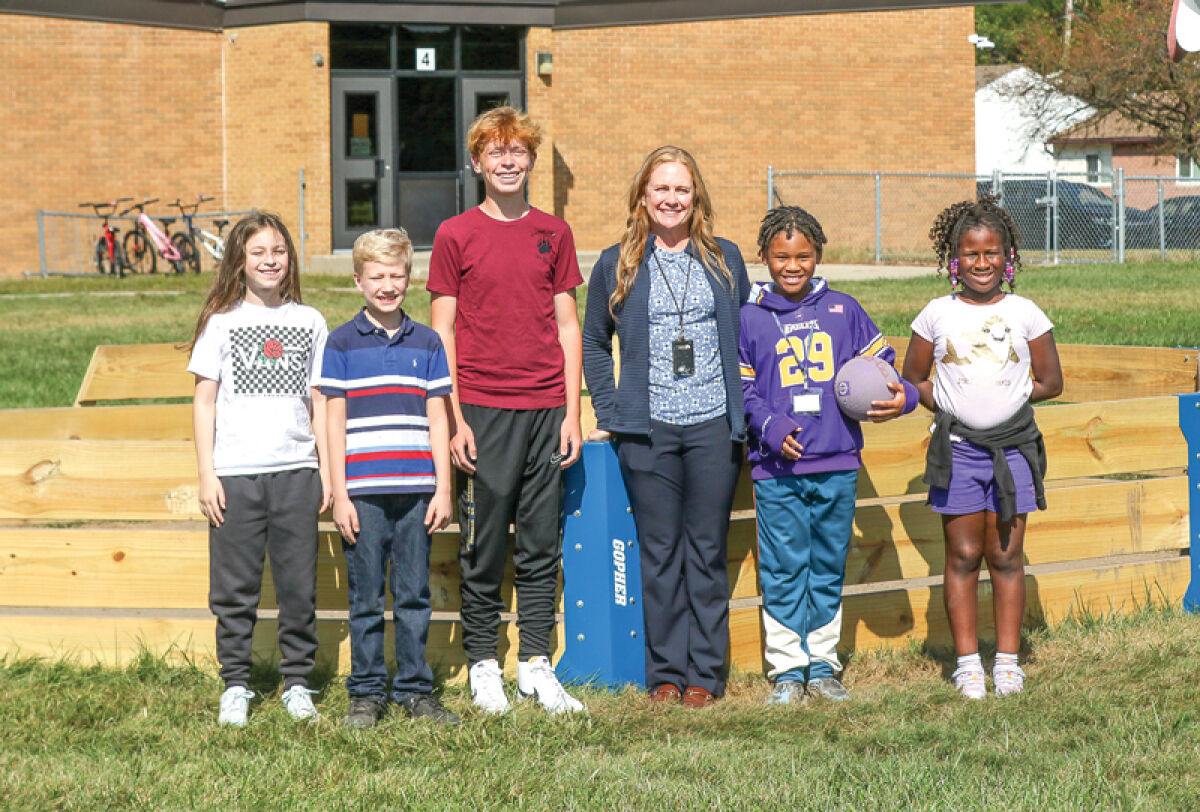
[{"xmin": 330, "ymin": 24, "xmax": 525, "ymax": 250}]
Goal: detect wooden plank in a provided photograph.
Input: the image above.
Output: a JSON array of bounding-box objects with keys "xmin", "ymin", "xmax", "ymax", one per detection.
[
  {"xmin": 857, "ymin": 395, "xmax": 1184, "ymax": 498},
  {"xmin": 730, "ymin": 555, "xmax": 1191, "ymax": 671},
  {"xmin": 19, "ymin": 394, "xmax": 590, "ymax": 443},
  {"xmin": 0, "ymin": 440, "xmax": 201, "ymax": 521},
  {"xmin": 2, "ymin": 557, "xmax": 1188, "ymax": 677},
  {"xmin": 727, "ymin": 476, "xmax": 1189, "ymax": 594},
  {"xmin": 0, "ymin": 527, "xmax": 527, "ymax": 614},
  {"xmin": 887, "ymin": 337, "xmax": 1197, "ymax": 401},
  {"xmin": 0, "ymin": 404, "xmax": 194, "ymax": 441},
  {"xmin": 0, "ymin": 615, "xmax": 538, "ymax": 682},
  {"xmin": 75, "ymin": 344, "xmax": 193, "ymax": 406}
]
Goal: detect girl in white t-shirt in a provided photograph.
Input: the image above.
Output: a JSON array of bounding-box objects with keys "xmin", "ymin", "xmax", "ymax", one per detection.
[
  {"xmin": 184, "ymin": 211, "xmax": 330, "ymax": 726},
  {"xmin": 902, "ymin": 196, "xmax": 1063, "ymax": 700}
]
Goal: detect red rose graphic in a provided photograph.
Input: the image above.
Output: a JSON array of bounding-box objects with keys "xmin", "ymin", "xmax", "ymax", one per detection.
[{"xmin": 262, "ymin": 339, "xmax": 284, "ymax": 360}]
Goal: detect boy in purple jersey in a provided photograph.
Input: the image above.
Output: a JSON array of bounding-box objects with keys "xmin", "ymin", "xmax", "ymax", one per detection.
[
  {"xmin": 739, "ymin": 207, "xmax": 918, "ymax": 705},
  {"xmin": 321, "ymin": 228, "xmax": 458, "ymax": 728}
]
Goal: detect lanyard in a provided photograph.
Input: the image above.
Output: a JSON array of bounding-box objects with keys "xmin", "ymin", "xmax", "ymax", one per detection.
[
  {"xmin": 651, "ymin": 248, "xmax": 692, "ymax": 338},
  {"xmin": 771, "ymin": 310, "xmax": 815, "ymax": 392}
]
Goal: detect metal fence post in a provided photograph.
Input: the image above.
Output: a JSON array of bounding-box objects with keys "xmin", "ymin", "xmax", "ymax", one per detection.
[
  {"xmin": 298, "ymin": 168, "xmax": 307, "ymax": 274},
  {"xmin": 1048, "ymin": 170, "xmax": 1057, "ymax": 265},
  {"xmin": 992, "ymin": 168, "xmax": 1002, "ymax": 200},
  {"xmin": 1116, "ymin": 167, "xmax": 1125, "ymax": 263},
  {"xmin": 1178, "ymin": 393, "xmax": 1200, "ymax": 612},
  {"xmin": 37, "ymin": 210, "xmax": 48, "ymax": 278},
  {"xmin": 1158, "ymin": 178, "xmax": 1166, "ymax": 261},
  {"xmin": 767, "ymin": 165, "xmax": 774, "ymax": 211},
  {"xmin": 874, "ymin": 172, "xmax": 882, "ymax": 263}
]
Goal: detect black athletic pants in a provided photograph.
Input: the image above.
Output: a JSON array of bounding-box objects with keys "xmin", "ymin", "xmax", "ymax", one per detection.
[{"xmin": 457, "ymin": 403, "xmax": 565, "ymax": 665}]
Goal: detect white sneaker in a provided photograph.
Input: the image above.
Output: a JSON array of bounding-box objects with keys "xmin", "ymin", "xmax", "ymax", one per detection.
[
  {"xmin": 993, "ymin": 662, "xmax": 1026, "ymax": 697},
  {"xmin": 218, "ymin": 686, "xmax": 254, "ymax": 727},
  {"xmin": 469, "ymin": 659, "xmax": 511, "ymax": 714},
  {"xmin": 281, "ymin": 685, "xmax": 319, "ymax": 721},
  {"xmin": 516, "ymin": 656, "xmax": 585, "ymax": 714},
  {"xmin": 952, "ymin": 666, "xmax": 987, "ymax": 700}
]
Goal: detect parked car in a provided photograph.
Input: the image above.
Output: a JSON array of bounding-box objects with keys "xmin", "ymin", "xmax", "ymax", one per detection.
[
  {"xmin": 977, "ymin": 179, "xmax": 1156, "ymax": 252},
  {"xmin": 1139, "ymin": 194, "xmax": 1200, "ymax": 249}
]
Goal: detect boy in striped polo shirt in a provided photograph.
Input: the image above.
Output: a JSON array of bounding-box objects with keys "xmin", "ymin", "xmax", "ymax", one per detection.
[{"xmin": 322, "ymin": 228, "xmax": 458, "ymax": 728}]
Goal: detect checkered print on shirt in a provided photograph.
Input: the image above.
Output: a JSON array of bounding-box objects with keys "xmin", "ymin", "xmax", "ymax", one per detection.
[{"xmin": 230, "ymin": 325, "xmax": 314, "ymax": 397}]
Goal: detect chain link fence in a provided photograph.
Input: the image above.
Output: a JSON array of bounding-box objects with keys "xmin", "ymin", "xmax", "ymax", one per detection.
[
  {"xmin": 768, "ymin": 168, "xmax": 1200, "ymax": 264},
  {"xmin": 33, "ymin": 209, "xmax": 253, "ymax": 277}
]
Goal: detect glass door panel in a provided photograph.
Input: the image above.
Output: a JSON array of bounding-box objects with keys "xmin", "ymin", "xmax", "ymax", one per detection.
[{"xmin": 332, "ymin": 77, "xmax": 394, "ymax": 249}]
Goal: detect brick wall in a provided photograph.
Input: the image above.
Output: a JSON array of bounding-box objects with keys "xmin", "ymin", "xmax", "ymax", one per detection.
[
  {"xmin": 2, "ymin": 10, "xmax": 973, "ymax": 276},
  {"xmin": 222, "ymin": 23, "xmax": 332, "ymax": 266},
  {"xmin": 1, "ymin": 15, "xmax": 222, "ymax": 276},
  {"xmin": 526, "ymin": 8, "xmax": 976, "ymax": 258}
]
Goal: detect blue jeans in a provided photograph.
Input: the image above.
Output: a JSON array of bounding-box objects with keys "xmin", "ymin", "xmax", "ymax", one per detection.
[{"xmin": 343, "ymin": 493, "xmax": 434, "ymax": 701}]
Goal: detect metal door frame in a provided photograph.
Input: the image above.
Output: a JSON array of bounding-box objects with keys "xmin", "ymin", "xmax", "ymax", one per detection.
[{"xmin": 331, "ymin": 76, "xmax": 395, "ymax": 249}]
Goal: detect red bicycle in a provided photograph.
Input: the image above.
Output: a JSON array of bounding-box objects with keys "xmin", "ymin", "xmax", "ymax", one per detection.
[{"xmin": 79, "ymin": 198, "xmax": 133, "ymax": 277}]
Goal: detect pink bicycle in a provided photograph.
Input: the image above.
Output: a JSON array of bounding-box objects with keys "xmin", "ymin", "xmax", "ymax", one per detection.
[{"xmin": 121, "ymin": 198, "xmax": 185, "ymax": 274}]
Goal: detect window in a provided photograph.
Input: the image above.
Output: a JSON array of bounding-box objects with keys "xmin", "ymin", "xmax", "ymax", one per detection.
[
  {"xmin": 331, "ymin": 24, "xmax": 391, "ymax": 70},
  {"xmin": 1179, "ymin": 154, "xmax": 1199, "ymax": 179},
  {"xmin": 1085, "ymin": 154, "xmax": 1101, "ymax": 183}
]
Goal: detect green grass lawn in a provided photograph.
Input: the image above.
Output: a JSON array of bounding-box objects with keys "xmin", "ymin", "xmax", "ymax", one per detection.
[
  {"xmin": 1, "ymin": 262, "xmax": 1196, "ymax": 410},
  {"xmin": 3, "ymin": 268, "xmax": 1199, "ymax": 808},
  {"xmin": 2, "ymin": 605, "xmax": 1198, "ymax": 810}
]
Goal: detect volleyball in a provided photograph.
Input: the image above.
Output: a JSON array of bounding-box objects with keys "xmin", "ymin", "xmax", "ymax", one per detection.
[{"xmin": 834, "ymin": 355, "xmax": 899, "ymax": 421}]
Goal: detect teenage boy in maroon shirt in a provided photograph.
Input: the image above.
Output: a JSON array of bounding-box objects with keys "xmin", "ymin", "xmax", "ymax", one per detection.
[{"xmin": 429, "ymin": 106, "xmax": 584, "ymax": 715}]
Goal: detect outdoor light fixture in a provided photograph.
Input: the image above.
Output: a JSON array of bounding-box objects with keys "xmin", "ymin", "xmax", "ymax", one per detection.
[
  {"xmin": 313, "ymin": 52, "xmax": 324, "ymax": 67},
  {"xmin": 536, "ymin": 51, "xmax": 553, "ymax": 76}
]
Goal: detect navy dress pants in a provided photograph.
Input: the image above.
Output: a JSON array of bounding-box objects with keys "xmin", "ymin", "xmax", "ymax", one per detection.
[{"xmin": 615, "ymin": 416, "xmax": 742, "ymax": 696}]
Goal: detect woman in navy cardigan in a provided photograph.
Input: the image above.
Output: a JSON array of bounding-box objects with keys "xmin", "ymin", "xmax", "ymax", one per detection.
[{"xmin": 583, "ymin": 145, "xmax": 750, "ymax": 707}]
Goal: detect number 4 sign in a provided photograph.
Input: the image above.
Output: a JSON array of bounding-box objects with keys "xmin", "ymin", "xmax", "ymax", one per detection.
[{"xmin": 416, "ymin": 47, "xmax": 436, "ymax": 71}]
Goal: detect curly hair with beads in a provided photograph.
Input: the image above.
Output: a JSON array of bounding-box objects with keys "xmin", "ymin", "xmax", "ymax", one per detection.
[
  {"xmin": 757, "ymin": 205, "xmax": 829, "ymax": 257},
  {"xmin": 928, "ymin": 193, "xmax": 1023, "ymax": 289}
]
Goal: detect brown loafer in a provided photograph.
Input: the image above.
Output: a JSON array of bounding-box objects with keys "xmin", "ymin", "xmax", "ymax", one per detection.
[
  {"xmin": 648, "ymin": 684, "xmax": 682, "ymax": 703},
  {"xmin": 681, "ymin": 686, "xmax": 716, "ymax": 709}
]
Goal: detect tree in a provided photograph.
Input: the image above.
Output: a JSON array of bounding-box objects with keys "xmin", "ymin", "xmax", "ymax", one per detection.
[
  {"xmin": 975, "ymin": 0, "xmax": 1066, "ymax": 65},
  {"xmin": 1007, "ymin": 0, "xmax": 1200, "ymax": 160}
]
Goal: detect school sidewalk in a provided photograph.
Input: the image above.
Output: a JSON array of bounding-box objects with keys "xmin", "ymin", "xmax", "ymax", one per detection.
[{"xmin": 308, "ymin": 250, "xmax": 938, "ymax": 283}]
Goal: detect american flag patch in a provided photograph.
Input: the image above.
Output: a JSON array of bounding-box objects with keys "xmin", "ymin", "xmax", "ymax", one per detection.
[{"xmin": 829, "ymin": 303, "xmax": 844, "ymax": 313}]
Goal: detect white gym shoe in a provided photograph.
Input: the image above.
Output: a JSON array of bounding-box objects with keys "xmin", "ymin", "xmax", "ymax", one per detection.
[
  {"xmin": 993, "ymin": 662, "xmax": 1026, "ymax": 697},
  {"xmin": 469, "ymin": 659, "xmax": 511, "ymax": 714},
  {"xmin": 281, "ymin": 685, "xmax": 319, "ymax": 721},
  {"xmin": 516, "ymin": 656, "xmax": 585, "ymax": 714},
  {"xmin": 218, "ymin": 686, "xmax": 254, "ymax": 727},
  {"xmin": 952, "ymin": 666, "xmax": 987, "ymax": 700}
]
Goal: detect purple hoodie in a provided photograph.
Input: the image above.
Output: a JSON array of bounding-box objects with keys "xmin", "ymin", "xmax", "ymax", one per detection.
[{"xmin": 738, "ymin": 278, "xmax": 918, "ymax": 481}]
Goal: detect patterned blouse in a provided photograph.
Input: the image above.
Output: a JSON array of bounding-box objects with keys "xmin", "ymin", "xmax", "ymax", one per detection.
[{"xmin": 646, "ymin": 244, "xmax": 727, "ymax": 425}]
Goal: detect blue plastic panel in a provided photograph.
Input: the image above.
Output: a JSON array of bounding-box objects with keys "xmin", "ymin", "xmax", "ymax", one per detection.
[
  {"xmin": 556, "ymin": 441, "xmax": 646, "ymax": 688},
  {"xmin": 1178, "ymin": 393, "xmax": 1200, "ymax": 612}
]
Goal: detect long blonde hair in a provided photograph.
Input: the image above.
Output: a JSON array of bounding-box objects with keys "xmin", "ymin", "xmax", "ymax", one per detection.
[
  {"xmin": 181, "ymin": 211, "xmax": 302, "ymax": 353},
  {"xmin": 610, "ymin": 146, "xmax": 732, "ymax": 315}
]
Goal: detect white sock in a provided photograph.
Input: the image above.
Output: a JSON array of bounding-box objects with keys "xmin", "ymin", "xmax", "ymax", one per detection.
[
  {"xmin": 995, "ymin": 652, "xmax": 1019, "ymax": 668},
  {"xmin": 957, "ymin": 653, "xmax": 983, "ymax": 671}
]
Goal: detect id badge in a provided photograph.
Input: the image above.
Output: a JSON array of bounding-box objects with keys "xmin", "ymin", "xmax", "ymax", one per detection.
[
  {"xmin": 672, "ymin": 336, "xmax": 695, "ymax": 377},
  {"xmin": 792, "ymin": 391, "xmax": 821, "ymax": 415}
]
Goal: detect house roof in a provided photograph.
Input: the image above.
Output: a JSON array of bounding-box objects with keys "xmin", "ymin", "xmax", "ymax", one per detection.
[
  {"xmin": 2, "ymin": 0, "xmax": 991, "ymax": 30},
  {"xmin": 975, "ymin": 64, "xmax": 1017, "ymax": 90},
  {"xmin": 1050, "ymin": 111, "xmax": 1160, "ymax": 145}
]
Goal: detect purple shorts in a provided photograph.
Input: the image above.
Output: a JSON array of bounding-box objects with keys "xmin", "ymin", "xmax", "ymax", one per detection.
[{"xmin": 929, "ymin": 439, "xmax": 1038, "ymax": 516}]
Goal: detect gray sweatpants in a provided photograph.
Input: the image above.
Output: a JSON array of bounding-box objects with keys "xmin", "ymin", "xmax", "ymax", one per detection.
[{"xmin": 209, "ymin": 467, "xmax": 320, "ymax": 689}]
